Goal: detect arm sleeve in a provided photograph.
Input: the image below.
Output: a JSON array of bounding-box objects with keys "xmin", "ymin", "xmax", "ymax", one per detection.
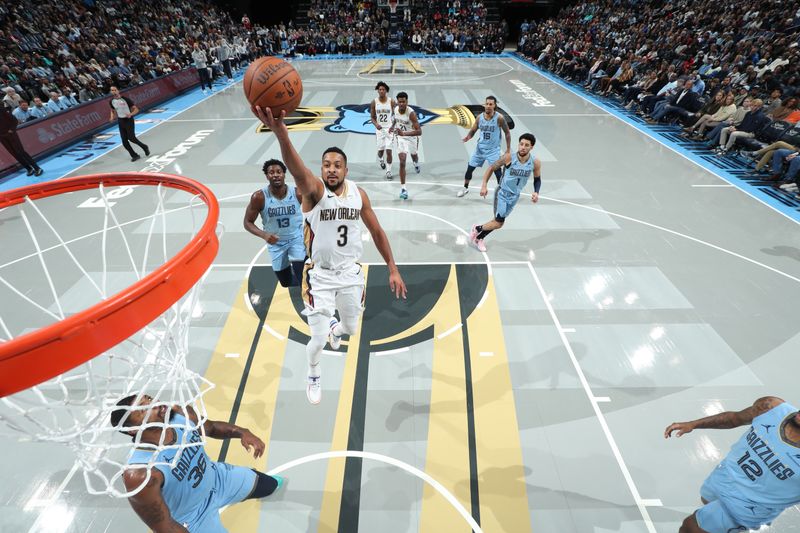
[{"xmin": 533, "ymin": 177, "xmax": 541, "ymax": 193}]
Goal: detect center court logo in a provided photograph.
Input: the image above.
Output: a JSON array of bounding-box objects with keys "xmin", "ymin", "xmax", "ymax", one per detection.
[{"xmin": 256, "ymin": 104, "xmax": 515, "ymax": 134}]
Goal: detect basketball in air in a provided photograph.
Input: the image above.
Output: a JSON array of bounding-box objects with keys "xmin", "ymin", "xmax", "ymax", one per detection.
[{"xmin": 243, "ymin": 57, "xmax": 303, "ymax": 116}]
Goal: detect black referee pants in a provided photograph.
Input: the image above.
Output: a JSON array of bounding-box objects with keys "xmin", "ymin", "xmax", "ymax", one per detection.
[
  {"xmin": 118, "ymin": 118, "xmax": 148, "ymax": 158},
  {"xmin": 1, "ymin": 132, "xmax": 39, "ymax": 171},
  {"xmin": 198, "ymin": 66, "xmax": 212, "ymax": 90}
]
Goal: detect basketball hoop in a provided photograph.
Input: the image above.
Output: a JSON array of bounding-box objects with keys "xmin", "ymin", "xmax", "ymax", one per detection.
[
  {"xmin": 0, "ymin": 173, "xmax": 220, "ymax": 496},
  {"xmin": 388, "ymin": 0, "xmax": 398, "ymax": 14}
]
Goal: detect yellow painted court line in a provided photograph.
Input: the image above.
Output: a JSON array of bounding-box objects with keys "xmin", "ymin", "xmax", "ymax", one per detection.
[
  {"xmin": 467, "ymin": 276, "xmax": 532, "ymax": 533},
  {"xmin": 317, "ymin": 267, "xmax": 369, "ymax": 532},
  {"xmin": 419, "ymin": 266, "xmax": 472, "ymax": 531},
  {"xmin": 202, "ymin": 280, "xmax": 295, "ymax": 532}
]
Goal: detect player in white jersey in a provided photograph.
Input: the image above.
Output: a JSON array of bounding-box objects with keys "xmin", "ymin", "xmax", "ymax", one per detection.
[
  {"xmin": 370, "ymin": 81, "xmax": 395, "ymax": 180},
  {"xmin": 254, "ymin": 104, "xmax": 407, "ymax": 405},
  {"xmin": 389, "ymin": 91, "xmax": 421, "ymax": 200},
  {"xmin": 666, "ymin": 396, "xmax": 800, "ymax": 532}
]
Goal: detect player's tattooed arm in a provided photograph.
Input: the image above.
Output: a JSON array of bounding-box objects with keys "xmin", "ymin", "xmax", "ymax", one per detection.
[
  {"xmin": 462, "ymin": 118, "xmax": 479, "ymax": 142},
  {"xmin": 499, "ymin": 114, "xmax": 511, "ymax": 153},
  {"xmin": 664, "ymin": 396, "xmax": 784, "ymax": 438},
  {"xmin": 124, "ymin": 469, "xmax": 188, "ymax": 532},
  {"xmin": 479, "ymin": 152, "xmax": 511, "ymax": 196},
  {"xmin": 204, "ymin": 419, "xmax": 266, "ymax": 458}
]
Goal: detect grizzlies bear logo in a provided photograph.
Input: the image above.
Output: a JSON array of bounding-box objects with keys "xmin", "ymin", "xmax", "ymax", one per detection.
[{"xmin": 324, "ymin": 104, "xmax": 438, "ymax": 135}]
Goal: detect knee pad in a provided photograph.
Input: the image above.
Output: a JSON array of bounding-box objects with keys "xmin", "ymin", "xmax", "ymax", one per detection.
[
  {"xmin": 464, "ymin": 165, "xmax": 476, "ymax": 181},
  {"xmin": 247, "ymin": 470, "xmax": 278, "ymax": 499},
  {"xmin": 274, "ymin": 267, "xmax": 294, "ymax": 287}
]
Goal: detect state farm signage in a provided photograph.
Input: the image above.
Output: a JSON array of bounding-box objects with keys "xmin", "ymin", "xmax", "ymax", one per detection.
[{"xmin": 0, "ymin": 67, "xmax": 199, "ymax": 175}]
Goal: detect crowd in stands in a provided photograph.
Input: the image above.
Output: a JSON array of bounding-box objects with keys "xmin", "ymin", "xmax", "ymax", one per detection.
[
  {"xmin": 0, "ymin": 0, "xmax": 264, "ymax": 123},
  {"xmin": 299, "ymin": 0, "xmax": 506, "ymax": 55},
  {"xmin": 0, "ymin": 0, "xmax": 505, "ymax": 127},
  {"xmin": 517, "ymin": 0, "xmax": 800, "ymax": 197}
]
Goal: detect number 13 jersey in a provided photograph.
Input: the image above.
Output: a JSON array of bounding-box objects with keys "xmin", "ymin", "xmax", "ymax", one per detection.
[{"xmin": 304, "ymin": 179, "xmax": 364, "ymax": 270}]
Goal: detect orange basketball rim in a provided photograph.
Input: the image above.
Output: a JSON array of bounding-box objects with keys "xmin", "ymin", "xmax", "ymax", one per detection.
[{"xmin": 0, "ymin": 173, "xmax": 219, "ymax": 398}]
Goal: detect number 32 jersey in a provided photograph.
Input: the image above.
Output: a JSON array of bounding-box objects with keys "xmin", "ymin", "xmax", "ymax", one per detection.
[
  {"xmin": 717, "ymin": 402, "xmax": 800, "ymax": 525},
  {"xmin": 304, "ymin": 179, "xmax": 364, "ymax": 270}
]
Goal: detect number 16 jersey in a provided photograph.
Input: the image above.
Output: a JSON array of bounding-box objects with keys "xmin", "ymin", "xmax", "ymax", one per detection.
[{"xmin": 304, "ymin": 179, "xmax": 364, "ymax": 270}]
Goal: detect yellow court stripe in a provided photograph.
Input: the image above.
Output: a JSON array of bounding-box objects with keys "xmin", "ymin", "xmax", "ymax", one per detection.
[
  {"xmin": 201, "ymin": 279, "xmax": 296, "ymax": 532},
  {"xmin": 419, "ymin": 266, "xmax": 472, "ymax": 532},
  {"xmin": 467, "ymin": 276, "xmax": 532, "ymax": 533},
  {"xmin": 317, "ymin": 266, "xmax": 369, "ymax": 532}
]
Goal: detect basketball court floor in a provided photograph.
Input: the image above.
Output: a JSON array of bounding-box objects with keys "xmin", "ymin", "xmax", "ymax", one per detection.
[{"xmin": 2, "ymin": 55, "xmax": 800, "ymax": 533}]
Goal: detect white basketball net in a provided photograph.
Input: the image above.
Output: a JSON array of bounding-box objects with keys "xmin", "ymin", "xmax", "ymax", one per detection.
[{"xmin": 0, "ymin": 181, "xmax": 219, "ymax": 497}]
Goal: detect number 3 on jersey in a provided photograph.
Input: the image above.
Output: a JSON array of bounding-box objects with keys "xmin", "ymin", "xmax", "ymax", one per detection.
[{"xmin": 337, "ymin": 225, "xmax": 348, "ymax": 246}]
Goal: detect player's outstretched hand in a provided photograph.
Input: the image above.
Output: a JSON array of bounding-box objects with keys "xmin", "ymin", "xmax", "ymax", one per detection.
[
  {"xmin": 479, "ymin": 185, "xmax": 489, "ymax": 197},
  {"xmin": 531, "ymin": 192, "xmax": 539, "ymax": 203},
  {"xmin": 253, "ymin": 105, "xmax": 287, "ymax": 134},
  {"xmin": 389, "ymin": 270, "xmax": 407, "ymax": 300},
  {"xmin": 664, "ymin": 422, "xmax": 695, "ymax": 439},
  {"xmin": 240, "ymin": 429, "xmax": 266, "ymax": 458}
]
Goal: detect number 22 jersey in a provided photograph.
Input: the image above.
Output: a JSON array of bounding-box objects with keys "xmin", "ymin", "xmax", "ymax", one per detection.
[{"xmin": 303, "ymin": 179, "xmax": 364, "ymax": 270}]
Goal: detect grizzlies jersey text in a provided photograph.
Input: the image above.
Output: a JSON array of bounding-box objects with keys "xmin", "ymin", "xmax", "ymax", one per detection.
[
  {"xmin": 128, "ymin": 414, "xmax": 215, "ymax": 523},
  {"xmin": 304, "ymin": 180, "xmax": 364, "ymax": 270},
  {"xmin": 716, "ymin": 402, "xmax": 800, "ymax": 526},
  {"xmin": 476, "ymin": 112, "xmax": 501, "ymax": 151},
  {"xmin": 500, "ymin": 152, "xmax": 534, "ymax": 198},
  {"xmin": 261, "ymin": 184, "xmax": 303, "ymax": 240},
  {"xmin": 374, "ymin": 97, "xmax": 393, "ymax": 128}
]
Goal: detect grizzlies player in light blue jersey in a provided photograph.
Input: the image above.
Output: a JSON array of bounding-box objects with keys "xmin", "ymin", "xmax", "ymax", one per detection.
[
  {"xmin": 666, "ymin": 396, "xmax": 800, "ymax": 532},
  {"xmin": 112, "ymin": 393, "xmax": 284, "ymax": 532},
  {"xmin": 456, "ymin": 95, "xmax": 511, "ymax": 198},
  {"xmin": 245, "ymin": 159, "xmax": 306, "ymax": 287},
  {"xmin": 469, "ymin": 133, "xmax": 540, "ymax": 252}
]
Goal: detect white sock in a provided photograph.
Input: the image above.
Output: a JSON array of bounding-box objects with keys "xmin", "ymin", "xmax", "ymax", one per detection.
[
  {"xmin": 332, "ymin": 323, "xmax": 343, "ymax": 337},
  {"xmin": 308, "ymin": 362, "xmax": 320, "ymax": 378}
]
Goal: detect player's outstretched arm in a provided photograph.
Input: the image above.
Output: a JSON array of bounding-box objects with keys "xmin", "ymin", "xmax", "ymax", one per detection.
[
  {"xmin": 480, "ymin": 152, "xmax": 510, "ymax": 197},
  {"xmin": 253, "ymin": 106, "xmax": 323, "ymax": 201},
  {"xmin": 359, "ymin": 189, "xmax": 407, "ymax": 299},
  {"xmin": 244, "ymin": 190, "xmax": 279, "ymax": 244},
  {"xmin": 124, "ymin": 469, "xmax": 188, "ymax": 533},
  {"xmin": 664, "ymin": 396, "xmax": 784, "ymax": 438},
  {"xmin": 169, "ymin": 404, "xmax": 265, "ymax": 458}
]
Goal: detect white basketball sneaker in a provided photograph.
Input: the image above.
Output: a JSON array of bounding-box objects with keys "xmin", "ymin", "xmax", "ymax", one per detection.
[
  {"xmin": 457, "ymin": 187, "xmax": 469, "ymax": 197},
  {"xmin": 328, "ymin": 318, "xmax": 342, "ymax": 350},
  {"xmin": 306, "ymin": 375, "xmax": 321, "ymax": 405},
  {"xmin": 385, "ymin": 169, "xmax": 393, "ymax": 180},
  {"xmin": 414, "ymin": 162, "xmax": 421, "ymax": 174}
]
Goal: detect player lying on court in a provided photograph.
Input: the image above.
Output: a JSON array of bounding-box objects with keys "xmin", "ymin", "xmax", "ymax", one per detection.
[
  {"xmin": 469, "ymin": 133, "xmax": 541, "ymax": 252},
  {"xmin": 253, "ymin": 104, "xmax": 407, "ymax": 405},
  {"xmin": 244, "ymin": 158, "xmax": 306, "ymax": 287},
  {"xmin": 665, "ymin": 396, "xmax": 800, "ymax": 533},
  {"xmin": 112, "ymin": 394, "xmax": 283, "ymax": 532}
]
